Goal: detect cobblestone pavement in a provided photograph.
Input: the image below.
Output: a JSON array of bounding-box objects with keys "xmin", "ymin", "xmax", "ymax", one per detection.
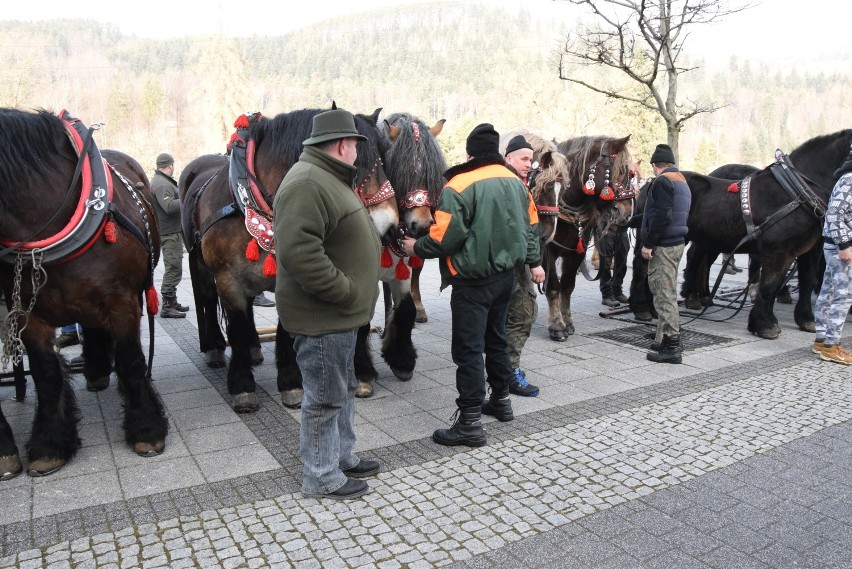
[{"xmin": 1, "ymin": 254, "xmax": 851, "ymax": 568}]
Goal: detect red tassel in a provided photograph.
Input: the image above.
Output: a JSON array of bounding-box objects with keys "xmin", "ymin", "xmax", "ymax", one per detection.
[
  {"xmin": 727, "ymin": 182, "xmax": 739, "ymax": 193},
  {"xmin": 577, "ymin": 238, "xmax": 585, "ymax": 254},
  {"xmin": 380, "ymin": 247, "xmax": 393, "ymax": 268},
  {"xmin": 262, "ymin": 253, "xmax": 277, "ymax": 276},
  {"xmin": 408, "ymin": 255, "xmax": 424, "ymax": 269},
  {"xmin": 395, "ymin": 258, "xmax": 410, "ymax": 280},
  {"xmin": 246, "ymin": 239, "xmax": 260, "ymax": 262},
  {"xmin": 146, "ymin": 286, "xmax": 159, "ymax": 315},
  {"xmin": 104, "ymin": 220, "xmax": 118, "ymax": 243},
  {"xmin": 599, "ymin": 186, "xmax": 615, "ymax": 200},
  {"xmin": 234, "ymin": 114, "xmax": 250, "ymax": 129}
]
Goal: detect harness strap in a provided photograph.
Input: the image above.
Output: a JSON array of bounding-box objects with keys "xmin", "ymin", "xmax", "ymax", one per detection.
[{"xmin": 197, "ymin": 204, "xmax": 239, "ymax": 245}]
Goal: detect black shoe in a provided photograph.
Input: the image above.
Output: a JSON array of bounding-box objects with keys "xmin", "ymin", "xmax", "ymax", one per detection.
[
  {"xmin": 174, "ymin": 300, "xmax": 190, "ymax": 312},
  {"xmin": 160, "ymin": 306, "xmax": 186, "ymax": 318},
  {"xmin": 56, "ymin": 331, "xmax": 80, "ymax": 349},
  {"xmin": 647, "ymin": 335, "xmax": 682, "ymax": 364},
  {"xmin": 433, "ymin": 407, "xmax": 486, "ymax": 447},
  {"xmin": 602, "ymin": 296, "xmax": 620, "ymax": 308},
  {"xmin": 481, "ymin": 394, "xmax": 514, "ymax": 422},
  {"xmin": 304, "ymin": 477, "xmax": 369, "ymax": 500},
  {"xmin": 253, "ymin": 293, "xmax": 275, "ymax": 308},
  {"xmin": 69, "ymin": 355, "xmax": 85, "ymax": 372},
  {"xmin": 615, "ymin": 293, "xmax": 629, "ymax": 303},
  {"xmin": 343, "ymin": 459, "xmax": 380, "ymax": 479},
  {"xmin": 509, "ymin": 368, "xmax": 539, "ymax": 397}
]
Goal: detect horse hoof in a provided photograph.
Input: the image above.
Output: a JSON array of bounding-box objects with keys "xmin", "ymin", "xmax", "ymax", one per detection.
[
  {"xmin": 206, "ymin": 349, "xmax": 226, "ymax": 368},
  {"xmin": 755, "ymin": 327, "xmax": 781, "ymax": 340},
  {"xmin": 0, "ymin": 455, "xmax": 23, "ymax": 481},
  {"xmin": 391, "ymin": 368, "xmax": 413, "ymax": 382},
  {"xmin": 27, "ymin": 457, "xmax": 66, "ymax": 477},
  {"xmin": 684, "ymin": 297, "xmax": 702, "ymax": 310},
  {"xmin": 415, "ymin": 309, "xmax": 428, "ymax": 323},
  {"xmin": 281, "ymin": 389, "xmax": 303, "ymax": 409},
  {"xmin": 565, "ymin": 324, "xmax": 575, "ymax": 336},
  {"xmin": 356, "ymin": 381, "xmax": 374, "ymax": 398},
  {"xmin": 132, "ymin": 440, "xmax": 165, "ymax": 457},
  {"xmin": 778, "ymin": 292, "xmax": 793, "ymax": 304},
  {"xmin": 549, "ymin": 330, "xmax": 567, "ymax": 342},
  {"xmin": 700, "ymin": 297, "xmax": 715, "ymax": 307},
  {"xmin": 799, "ymin": 321, "xmax": 816, "ymax": 333},
  {"xmin": 634, "ymin": 312, "xmax": 653, "ymax": 322},
  {"xmin": 86, "ymin": 376, "xmax": 110, "ymax": 392},
  {"xmin": 250, "ymin": 346, "xmax": 264, "ymax": 366},
  {"xmin": 233, "ymin": 392, "xmax": 260, "ymax": 414}
]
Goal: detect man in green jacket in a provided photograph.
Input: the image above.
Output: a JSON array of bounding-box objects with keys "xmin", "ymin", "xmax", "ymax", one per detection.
[
  {"xmin": 273, "ymin": 109, "xmax": 381, "ymax": 500},
  {"xmin": 402, "ymin": 123, "xmax": 543, "ymax": 447},
  {"xmin": 151, "ymin": 153, "xmax": 190, "ymax": 318}
]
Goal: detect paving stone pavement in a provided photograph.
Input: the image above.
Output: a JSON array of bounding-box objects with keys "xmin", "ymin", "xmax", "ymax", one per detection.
[{"xmin": 1, "ymin": 253, "xmax": 851, "ymax": 568}]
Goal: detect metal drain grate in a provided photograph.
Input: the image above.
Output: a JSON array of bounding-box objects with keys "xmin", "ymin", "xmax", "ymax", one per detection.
[{"xmin": 588, "ymin": 324, "xmax": 735, "ymax": 352}]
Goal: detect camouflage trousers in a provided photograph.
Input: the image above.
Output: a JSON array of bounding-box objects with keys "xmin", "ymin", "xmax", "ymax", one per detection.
[
  {"xmin": 160, "ymin": 233, "xmax": 184, "ymax": 298},
  {"xmin": 506, "ymin": 265, "xmax": 537, "ymax": 369},
  {"xmin": 647, "ymin": 244, "xmax": 685, "ymax": 338},
  {"xmin": 814, "ymin": 244, "xmax": 852, "ymax": 345}
]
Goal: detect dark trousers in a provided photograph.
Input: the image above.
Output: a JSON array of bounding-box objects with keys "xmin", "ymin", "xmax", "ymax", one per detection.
[
  {"xmin": 450, "ymin": 270, "xmax": 514, "ymax": 409},
  {"xmin": 599, "ymin": 226, "xmax": 629, "ymax": 298}
]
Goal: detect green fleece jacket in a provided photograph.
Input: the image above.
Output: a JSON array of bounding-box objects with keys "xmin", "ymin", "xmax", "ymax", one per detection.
[
  {"xmin": 414, "ymin": 154, "xmax": 541, "ymax": 290},
  {"xmin": 151, "ymin": 170, "xmax": 181, "ymax": 235},
  {"xmin": 273, "ymin": 146, "xmax": 380, "ymax": 336}
]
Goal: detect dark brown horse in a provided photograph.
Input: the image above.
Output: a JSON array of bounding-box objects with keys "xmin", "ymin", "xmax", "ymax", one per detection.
[
  {"xmin": 180, "ymin": 107, "xmax": 401, "ymax": 411},
  {"xmin": 537, "ymin": 135, "xmax": 634, "ymax": 341},
  {"xmin": 680, "ymin": 130, "xmax": 852, "ymax": 338},
  {"xmin": 0, "ymin": 108, "xmax": 167, "ymax": 480}
]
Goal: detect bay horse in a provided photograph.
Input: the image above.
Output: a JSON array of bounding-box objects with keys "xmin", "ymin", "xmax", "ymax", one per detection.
[
  {"xmin": 538, "ymin": 135, "xmax": 635, "ymax": 341},
  {"xmin": 0, "ymin": 108, "xmax": 168, "ymax": 479},
  {"xmin": 681, "ymin": 129, "xmax": 852, "ymax": 339},
  {"xmin": 181, "ymin": 107, "xmax": 402, "ymax": 411},
  {"xmin": 379, "ymin": 113, "xmax": 447, "ymax": 326}
]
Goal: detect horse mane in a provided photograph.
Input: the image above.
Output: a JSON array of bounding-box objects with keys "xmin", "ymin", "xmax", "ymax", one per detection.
[
  {"xmin": 790, "ymin": 129, "xmax": 852, "ymax": 164},
  {"xmin": 530, "ymin": 151, "xmax": 569, "ymax": 204},
  {"xmin": 501, "ymin": 129, "xmax": 557, "ymax": 157},
  {"xmin": 380, "ymin": 112, "xmax": 447, "ymax": 203},
  {"xmin": 0, "ymin": 108, "xmax": 73, "ymax": 197},
  {"xmin": 249, "ymin": 107, "xmax": 382, "ymax": 175}
]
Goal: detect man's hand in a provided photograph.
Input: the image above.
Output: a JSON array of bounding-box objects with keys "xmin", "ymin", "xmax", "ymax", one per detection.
[
  {"xmin": 840, "ymin": 248, "xmax": 852, "ymax": 263},
  {"xmin": 402, "ymin": 236, "xmax": 418, "ymax": 257},
  {"xmin": 530, "ymin": 266, "xmax": 545, "ymax": 284},
  {"xmin": 641, "ymin": 246, "xmax": 653, "ymax": 260}
]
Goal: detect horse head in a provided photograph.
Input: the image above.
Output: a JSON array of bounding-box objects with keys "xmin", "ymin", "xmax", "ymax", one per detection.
[
  {"xmin": 557, "ymin": 134, "xmax": 635, "ymax": 230},
  {"xmin": 352, "ymin": 108, "xmax": 400, "ymax": 245},
  {"xmin": 529, "ymin": 149, "xmax": 569, "ymax": 244},
  {"xmin": 788, "ymin": 129, "xmax": 852, "ymax": 191},
  {"xmin": 380, "ymin": 113, "xmax": 447, "ymax": 239}
]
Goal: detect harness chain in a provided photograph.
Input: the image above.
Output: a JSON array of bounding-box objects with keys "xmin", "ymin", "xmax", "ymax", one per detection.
[{"xmin": 1, "ymin": 251, "xmax": 47, "ymax": 370}]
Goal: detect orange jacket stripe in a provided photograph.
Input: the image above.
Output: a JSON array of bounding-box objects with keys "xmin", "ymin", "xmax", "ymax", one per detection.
[
  {"xmin": 446, "ymin": 164, "xmax": 517, "ymax": 193},
  {"xmin": 446, "ymin": 256, "xmax": 458, "ymax": 276},
  {"xmin": 429, "ymin": 210, "xmax": 453, "ymax": 243}
]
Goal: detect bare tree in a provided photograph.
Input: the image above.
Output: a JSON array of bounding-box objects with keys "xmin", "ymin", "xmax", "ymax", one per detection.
[{"xmin": 557, "ymin": 0, "xmax": 751, "ymax": 159}]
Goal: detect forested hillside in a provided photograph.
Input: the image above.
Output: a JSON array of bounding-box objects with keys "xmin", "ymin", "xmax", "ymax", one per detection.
[{"xmin": 1, "ymin": 2, "xmax": 849, "ymax": 173}]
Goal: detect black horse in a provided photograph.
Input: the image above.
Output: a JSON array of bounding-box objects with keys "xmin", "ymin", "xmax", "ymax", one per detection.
[{"xmin": 681, "ymin": 130, "xmax": 852, "ymax": 339}]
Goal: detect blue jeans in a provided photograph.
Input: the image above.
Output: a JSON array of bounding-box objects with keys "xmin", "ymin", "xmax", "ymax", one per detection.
[{"xmin": 293, "ymin": 329, "xmax": 360, "ymax": 494}]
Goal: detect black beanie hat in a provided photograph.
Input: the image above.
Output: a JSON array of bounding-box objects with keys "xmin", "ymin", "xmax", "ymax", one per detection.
[
  {"xmin": 650, "ymin": 143, "xmax": 676, "ymax": 164},
  {"xmin": 505, "ymin": 135, "xmax": 533, "ymax": 156},
  {"xmin": 466, "ymin": 123, "xmax": 500, "ymax": 157}
]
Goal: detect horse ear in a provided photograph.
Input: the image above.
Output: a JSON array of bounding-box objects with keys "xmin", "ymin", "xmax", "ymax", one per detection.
[
  {"xmin": 540, "ymin": 151, "xmax": 553, "ymax": 169},
  {"xmin": 386, "ymin": 121, "xmax": 401, "ymax": 141},
  {"xmin": 612, "ymin": 134, "xmax": 631, "ymax": 154},
  {"xmin": 367, "ymin": 108, "xmax": 382, "ymax": 125},
  {"xmin": 331, "ymin": 101, "xmax": 337, "ymax": 110},
  {"xmin": 429, "ymin": 119, "xmax": 446, "ymax": 137}
]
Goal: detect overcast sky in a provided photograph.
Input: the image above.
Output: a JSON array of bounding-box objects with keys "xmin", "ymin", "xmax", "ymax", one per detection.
[{"xmin": 3, "ymin": 0, "xmax": 849, "ymax": 65}]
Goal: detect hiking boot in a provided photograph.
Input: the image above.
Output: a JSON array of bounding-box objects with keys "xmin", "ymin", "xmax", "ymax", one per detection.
[
  {"xmin": 509, "ymin": 368, "xmax": 539, "ymax": 397},
  {"xmin": 820, "ymin": 344, "xmax": 852, "ymax": 365},
  {"xmin": 615, "ymin": 293, "xmax": 629, "ymax": 303},
  {"xmin": 56, "ymin": 331, "xmax": 80, "ymax": 349},
  {"xmin": 161, "ymin": 295, "xmax": 187, "ymax": 318},
  {"xmin": 343, "ymin": 459, "xmax": 381, "ymax": 479},
  {"xmin": 253, "ymin": 293, "xmax": 275, "ymax": 307},
  {"xmin": 432, "ymin": 407, "xmax": 486, "ymax": 447},
  {"xmin": 602, "ymin": 296, "xmax": 620, "ymax": 308},
  {"xmin": 647, "ymin": 334, "xmax": 682, "ymax": 364},
  {"xmin": 481, "ymin": 389, "xmax": 514, "ymax": 422},
  {"xmin": 724, "ymin": 263, "xmax": 738, "ymax": 275},
  {"xmin": 812, "ymin": 339, "xmax": 825, "ymax": 354}
]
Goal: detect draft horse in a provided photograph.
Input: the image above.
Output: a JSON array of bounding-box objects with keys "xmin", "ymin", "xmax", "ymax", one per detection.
[
  {"xmin": 379, "ymin": 112, "xmax": 447, "ymax": 326},
  {"xmin": 0, "ymin": 108, "xmax": 167, "ymax": 479},
  {"xmin": 181, "ymin": 107, "xmax": 402, "ymax": 411},
  {"xmin": 681, "ymin": 129, "xmax": 852, "ymax": 339},
  {"xmin": 537, "ymin": 135, "xmax": 635, "ymax": 341}
]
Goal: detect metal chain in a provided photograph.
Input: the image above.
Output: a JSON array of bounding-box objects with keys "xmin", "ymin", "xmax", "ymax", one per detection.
[
  {"xmin": 1, "ymin": 250, "xmax": 47, "ymax": 370},
  {"xmin": 110, "ymin": 165, "xmax": 155, "ymax": 288}
]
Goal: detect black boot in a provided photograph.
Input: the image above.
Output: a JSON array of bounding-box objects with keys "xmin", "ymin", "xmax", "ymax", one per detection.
[
  {"xmin": 481, "ymin": 389, "xmax": 514, "ymax": 422},
  {"xmin": 432, "ymin": 407, "xmax": 487, "ymax": 447},
  {"xmin": 161, "ymin": 295, "xmax": 187, "ymax": 319},
  {"xmin": 647, "ymin": 334, "xmax": 682, "ymax": 364},
  {"xmin": 644, "ymin": 332, "xmax": 668, "ymax": 351}
]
